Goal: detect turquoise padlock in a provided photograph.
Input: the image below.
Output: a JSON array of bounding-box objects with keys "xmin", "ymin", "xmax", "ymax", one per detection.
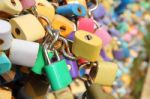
[
  {"xmin": 31, "ymin": 46, "xmax": 54, "ymax": 75},
  {"xmin": 44, "ymin": 48, "xmax": 72, "ymax": 91},
  {"xmin": 56, "ymin": 4, "xmax": 86, "ymax": 17},
  {"xmin": 0, "ymin": 52, "xmax": 11, "ymax": 74}
]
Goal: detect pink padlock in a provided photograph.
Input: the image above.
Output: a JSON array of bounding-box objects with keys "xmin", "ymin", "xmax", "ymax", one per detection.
[
  {"xmin": 94, "ymin": 28, "xmax": 112, "ymax": 47},
  {"xmin": 123, "ymin": 33, "xmax": 132, "ymax": 42},
  {"xmin": 77, "ymin": 17, "xmax": 95, "ymax": 33},
  {"xmin": 129, "ymin": 27, "xmax": 138, "ymax": 36},
  {"xmin": 20, "ymin": 0, "xmax": 36, "ymax": 10}
]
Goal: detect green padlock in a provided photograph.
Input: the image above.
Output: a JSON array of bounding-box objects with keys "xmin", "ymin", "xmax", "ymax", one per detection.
[
  {"xmin": 44, "ymin": 48, "xmax": 72, "ymax": 91},
  {"xmin": 31, "ymin": 46, "xmax": 54, "ymax": 75}
]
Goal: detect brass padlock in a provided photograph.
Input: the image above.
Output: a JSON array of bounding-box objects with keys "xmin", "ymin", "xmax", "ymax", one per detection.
[
  {"xmin": 52, "ymin": 14, "xmax": 74, "ymax": 37},
  {"xmin": 72, "ymin": 30, "xmax": 102, "ymax": 62},
  {"xmin": 9, "ymin": 14, "xmax": 45, "ymax": 41},
  {"xmin": 0, "ymin": 0, "xmax": 22, "ymax": 15},
  {"xmin": 90, "ymin": 60, "xmax": 118, "ymax": 86}
]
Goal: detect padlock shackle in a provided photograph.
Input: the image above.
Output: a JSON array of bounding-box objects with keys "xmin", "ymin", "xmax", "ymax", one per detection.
[{"xmin": 88, "ymin": 0, "xmax": 99, "ymax": 17}]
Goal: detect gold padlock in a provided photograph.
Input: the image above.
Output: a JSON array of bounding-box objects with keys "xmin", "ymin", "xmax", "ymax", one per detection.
[
  {"xmin": 9, "ymin": 14, "xmax": 45, "ymax": 41},
  {"xmin": 36, "ymin": 2, "xmax": 55, "ymax": 23},
  {"xmin": 52, "ymin": 15, "xmax": 74, "ymax": 37},
  {"xmin": 0, "ymin": 0, "xmax": 22, "ymax": 15},
  {"xmin": 72, "ymin": 30, "xmax": 102, "ymax": 62},
  {"xmin": 90, "ymin": 60, "xmax": 118, "ymax": 86}
]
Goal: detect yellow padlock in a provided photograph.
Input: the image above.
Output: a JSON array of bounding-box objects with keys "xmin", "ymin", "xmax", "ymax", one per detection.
[
  {"xmin": 36, "ymin": 2, "xmax": 55, "ymax": 23},
  {"xmin": 90, "ymin": 60, "xmax": 118, "ymax": 86},
  {"xmin": 0, "ymin": 87, "xmax": 12, "ymax": 99},
  {"xmin": 52, "ymin": 15, "xmax": 74, "ymax": 37},
  {"xmin": 72, "ymin": 30, "xmax": 102, "ymax": 62},
  {"xmin": 0, "ymin": 0, "xmax": 22, "ymax": 15},
  {"xmin": 9, "ymin": 14, "xmax": 45, "ymax": 41}
]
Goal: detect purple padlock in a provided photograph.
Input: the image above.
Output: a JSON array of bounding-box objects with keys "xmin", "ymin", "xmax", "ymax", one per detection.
[
  {"xmin": 92, "ymin": 4, "xmax": 106, "ymax": 20},
  {"xmin": 100, "ymin": 49, "xmax": 111, "ymax": 61},
  {"xmin": 67, "ymin": 31, "xmax": 75, "ymax": 41},
  {"xmin": 113, "ymin": 49, "xmax": 124, "ymax": 60},
  {"xmin": 108, "ymin": 27, "xmax": 120, "ymax": 37}
]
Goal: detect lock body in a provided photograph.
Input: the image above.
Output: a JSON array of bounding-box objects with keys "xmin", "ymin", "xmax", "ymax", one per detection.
[
  {"xmin": 36, "ymin": 4, "xmax": 55, "ymax": 23},
  {"xmin": 90, "ymin": 61, "xmax": 118, "ymax": 85},
  {"xmin": 0, "ymin": 87, "xmax": 12, "ymax": 99},
  {"xmin": 20, "ymin": 0, "xmax": 36, "ymax": 10},
  {"xmin": 92, "ymin": 4, "xmax": 106, "ymax": 20},
  {"xmin": 9, "ymin": 39, "xmax": 39, "ymax": 67},
  {"xmin": 9, "ymin": 14, "xmax": 45, "ymax": 41},
  {"xmin": 52, "ymin": 15, "xmax": 74, "ymax": 37},
  {"xmin": 78, "ymin": 17, "xmax": 95, "ymax": 33},
  {"xmin": 72, "ymin": 30, "xmax": 102, "ymax": 62},
  {"xmin": 56, "ymin": 4, "xmax": 86, "ymax": 17},
  {"xmin": 0, "ymin": 52, "xmax": 11, "ymax": 75},
  {"xmin": 44, "ymin": 59, "xmax": 72, "ymax": 91},
  {"xmin": 0, "ymin": 20, "xmax": 13, "ymax": 50},
  {"xmin": 94, "ymin": 28, "xmax": 112, "ymax": 47},
  {"xmin": 0, "ymin": 0, "xmax": 22, "ymax": 15}
]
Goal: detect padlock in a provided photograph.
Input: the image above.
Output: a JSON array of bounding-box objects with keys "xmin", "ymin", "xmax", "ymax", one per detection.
[
  {"xmin": 9, "ymin": 14, "xmax": 45, "ymax": 41},
  {"xmin": 56, "ymin": 4, "xmax": 86, "ymax": 17},
  {"xmin": 103, "ymin": 44, "xmax": 114, "ymax": 60},
  {"xmin": 0, "ymin": 20, "xmax": 13, "ymax": 50},
  {"xmin": 77, "ymin": 17, "xmax": 95, "ymax": 33},
  {"xmin": 94, "ymin": 28, "xmax": 112, "ymax": 47},
  {"xmin": 83, "ymin": 82, "xmax": 115, "ymax": 99},
  {"xmin": 44, "ymin": 49, "xmax": 72, "ymax": 91},
  {"xmin": 66, "ymin": 0, "xmax": 87, "ymax": 9},
  {"xmin": 32, "ymin": 46, "xmax": 54, "ymax": 75},
  {"xmin": 113, "ymin": 49, "xmax": 124, "ymax": 60},
  {"xmin": 100, "ymin": 49, "xmax": 111, "ymax": 61},
  {"xmin": 52, "ymin": 15, "xmax": 74, "ymax": 37},
  {"xmin": 20, "ymin": 0, "xmax": 36, "ymax": 10},
  {"xmin": 122, "ymin": 33, "xmax": 132, "ymax": 42},
  {"xmin": 72, "ymin": 30, "xmax": 102, "ymax": 62},
  {"xmin": 92, "ymin": 4, "xmax": 106, "ymax": 20},
  {"xmin": 90, "ymin": 61, "xmax": 118, "ymax": 85},
  {"xmin": 23, "ymin": 73, "xmax": 49, "ymax": 99},
  {"xmin": 0, "ymin": 87, "xmax": 12, "ymax": 99},
  {"xmin": 67, "ymin": 31, "xmax": 75, "ymax": 40},
  {"xmin": 65, "ymin": 57, "xmax": 79, "ymax": 79},
  {"xmin": 0, "ymin": 52, "xmax": 11, "ymax": 75},
  {"xmin": 0, "ymin": 0, "xmax": 22, "ymax": 15},
  {"xmin": 70, "ymin": 78, "xmax": 86, "ymax": 97},
  {"xmin": 9, "ymin": 39, "xmax": 39, "ymax": 67},
  {"xmin": 36, "ymin": 0, "xmax": 53, "ymax": 7},
  {"xmin": 36, "ymin": 3, "xmax": 55, "ymax": 23}
]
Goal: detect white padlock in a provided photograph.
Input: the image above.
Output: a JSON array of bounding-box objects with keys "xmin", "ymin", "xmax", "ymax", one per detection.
[
  {"xmin": 9, "ymin": 39, "xmax": 39, "ymax": 67},
  {"xmin": 0, "ymin": 20, "xmax": 13, "ymax": 50},
  {"xmin": 9, "ymin": 14, "xmax": 45, "ymax": 41},
  {"xmin": 0, "ymin": 0, "xmax": 22, "ymax": 15}
]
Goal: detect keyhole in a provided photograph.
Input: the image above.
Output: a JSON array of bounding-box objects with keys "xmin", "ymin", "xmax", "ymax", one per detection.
[
  {"xmin": 15, "ymin": 28, "xmax": 21, "ymax": 35},
  {"xmin": 38, "ymin": 3, "xmax": 44, "ymax": 6},
  {"xmin": 77, "ymin": 7, "xmax": 82, "ymax": 14},
  {"xmin": 85, "ymin": 35, "xmax": 92, "ymax": 40},
  {"xmin": 11, "ymin": 0, "xmax": 16, "ymax": 6},
  {"xmin": 0, "ymin": 39, "xmax": 4, "ymax": 45},
  {"xmin": 60, "ymin": 26, "xmax": 66, "ymax": 32}
]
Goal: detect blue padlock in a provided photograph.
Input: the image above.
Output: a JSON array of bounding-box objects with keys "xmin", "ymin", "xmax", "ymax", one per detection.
[
  {"xmin": 0, "ymin": 52, "xmax": 11, "ymax": 75},
  {"xmin": 56, "ymin": 4, "xmax": 86, "ymax": 17}
]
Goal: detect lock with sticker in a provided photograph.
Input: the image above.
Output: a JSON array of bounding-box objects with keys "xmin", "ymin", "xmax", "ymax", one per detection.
[
  {"xmin": 9, "ymin": 14, "xmax": 45, "ymax": 41},
  {"xmin": 0, "ymin": 52, "xmax": 11, "ymax": 75},
  {"xmin": 44, "ymin": 48, "xmax": 72, "ymax": 91},
  {"xmin": 52, "ymin": 15, "xmax": 75, "ymax": 37},
  {"xmin": 77, "ymin": 17, "xmax": 95, "ymax": 33},
  {"xmin": 0, "ymin": 20, "xmax": 13, "ymax": 50},
  {"xmin": 90, "ymin": 61, "xmax": 118, "ymax": 86},
  {"xmin": 9, "ymin": 39, "xmax": 39, "ymax": 67},
  {"xmin": 20, "ymin": 0, "xmax": 36, "ymax": 10},
  {"xmin": 72, "ymin": 30, "xmax": 102, "ymax": 62},
  {"xmin": 56, "ymin": 3, "xmax": 86, "ymax": 17},
  {"xmin": 0, "ymin": 0, "xmax": 22, "ymax": 15}
]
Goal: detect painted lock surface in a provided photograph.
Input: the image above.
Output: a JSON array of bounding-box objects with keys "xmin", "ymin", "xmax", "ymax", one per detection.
[
  {"xmin": 0, "ymin": 52, "xmax": 11, "ymax": 75},
  {"xmin": 90, "ymin": 61, "xmax": 118, "ymax": 85},
  {"xmin": 52, "ymin": 15, "xmax": 74, "ymax": 37},
  {"xmin": 9, "ymin": 14, "xmax": 45, "ymax": 41},
  {"xmin": 20, "ymin": 0, "xmax": 36, "ymax": 10},
  {"xmin": 0, "ymin": 20, "xmax": 13, "ymax": 50},
  {"xmin": 0, "ymin": 0, "xmax": 22, "ymax": 15},
  {"xmin": 72, "ymin": 30, "xmax": 102, "ymax": 62}
]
